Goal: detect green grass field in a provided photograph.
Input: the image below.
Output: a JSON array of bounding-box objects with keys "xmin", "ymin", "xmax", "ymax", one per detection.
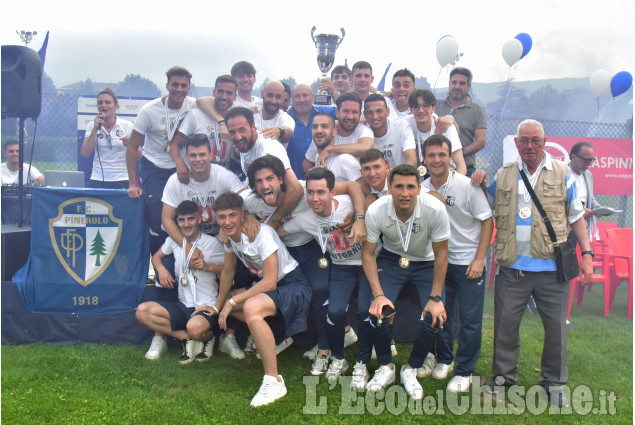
[{"xmin": 2, "ymin": 282, "xmax": 632, "ymax": 424}]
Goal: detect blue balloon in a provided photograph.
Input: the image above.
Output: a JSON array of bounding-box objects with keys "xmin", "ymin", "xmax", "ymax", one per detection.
[
  {"xmin": 515, "ymin": 33, "xmax": 532, "ymax": 59},
  {"xmin": 610, "ymin": 71, "xmax": 633, "ymax": 98}
]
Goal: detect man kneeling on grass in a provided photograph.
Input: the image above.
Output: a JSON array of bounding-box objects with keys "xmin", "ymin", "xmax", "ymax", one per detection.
[
  {"xmin": 136, "ymin": 200, "xmax": 226, "ymax": 364},
  {"xmin": 214, "ymin": 192, "xmax": 312, "ymax": 407}
]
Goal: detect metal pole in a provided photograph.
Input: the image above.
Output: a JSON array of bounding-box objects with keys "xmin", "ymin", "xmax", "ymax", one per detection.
[{"xmin": 18, "ymin": 117, "xmax": 25, "ymax": 228}]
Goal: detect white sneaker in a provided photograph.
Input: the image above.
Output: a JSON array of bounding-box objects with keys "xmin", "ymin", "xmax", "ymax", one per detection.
[
  {"xmin": 350, "ymin": 361, "xmax": 369, "ymax": 391},
  {"xmin": 244, "ymin": 335, "xmax": 257, "ymax": 353},
  {"xmin": 366, "ymin": 364, "xmax": 396, "ymax": 392},
  {"xmin": 145, "ymin": 335, "xmax": 167, "ymax": 360},
  {"xmin": 250, "ymin": 375, "xmax": 287, "ymax": 407},
  {"xmin": 447, "ymin": 375, "xmax": 472, "ymax": 393},
  {"xmin": 219, "ymin": 334, "xmax": 245, "ymax": 360},
  {"xmin": 326, "ymin": 358, "xmax": 349, "ymax": 383},
  {"xmin": 400, "ymin": 365, "xmax": 423, "ymax": 400},
  {"xmin": 303, "ymin": 344, "xmax": 318, "ymax": 359},
  {"xmin": 416, "ymin": 352, "xmax": 437, "ymax": 378},
  {"xmin": 310, "ymin": 354, "xmax": 329, "ymax": 376},
  {"xmin": 194, "ymin": 337, "xmax": 215, "ymax": 362},
  {"xmin": 432, "ymin": 362, "xmax": 454, "ymax": 380},
  {"xmin": 256, "ymin": 337, "xmax": 294, "ymax": 359},
  {"xmin": 178, "ymin": 339, "xmax": 204, "ymax": 365},
  {"xmin": 344, "ymin": 328, "xmax": 358, "ymax": 347}
]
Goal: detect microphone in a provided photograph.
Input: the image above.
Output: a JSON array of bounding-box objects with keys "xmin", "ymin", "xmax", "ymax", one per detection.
[{"xmin": 97, "ymin": 112, "xmax": 105, "ymax": 130}]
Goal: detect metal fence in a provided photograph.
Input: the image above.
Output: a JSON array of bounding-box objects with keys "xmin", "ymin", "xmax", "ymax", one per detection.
[{"xmin": 1, "ymin": 95, "xmax": 632, "ymax": 227}]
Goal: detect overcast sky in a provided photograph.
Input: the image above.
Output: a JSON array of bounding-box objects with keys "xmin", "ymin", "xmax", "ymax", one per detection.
[{"xmin": 1, "ymin": 0, "xmax": 633, "ymax": 92}]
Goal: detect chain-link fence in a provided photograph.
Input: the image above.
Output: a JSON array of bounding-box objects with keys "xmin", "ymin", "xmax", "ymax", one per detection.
[
  {"xmin": 479, "ymin": 114, "xmax": 633, "ymax": 228},
  {"xmin": 2, "ymin": 95, "xmax": 632, "ymax": 227}
]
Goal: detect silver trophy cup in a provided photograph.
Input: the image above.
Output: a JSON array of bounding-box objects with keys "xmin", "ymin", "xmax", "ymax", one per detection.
[{"xmin": 311, "ymin": 26, "xmax": 345, "ymax": 105}]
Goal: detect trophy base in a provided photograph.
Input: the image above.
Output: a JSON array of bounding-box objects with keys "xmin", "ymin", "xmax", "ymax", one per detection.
[{"xmin": 314, "ymin": 94, "xmax": 332, "ymax": 105}]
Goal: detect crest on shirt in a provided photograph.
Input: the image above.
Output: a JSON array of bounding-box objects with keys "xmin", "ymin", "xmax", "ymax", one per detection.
[
  {"xmin": 49, "ymin": 198, "xmax": 122, "ymax": 286},
  {"xmin": 446, "ymin": 196, "xmax": 455, "ymax": 206},
  {"xmin": 116, "ymin": 130, "xmax": 124, "ymax": 137},
  {"xmin": 412, "ymin": 223, "xmax": 421, "ymax": 233}
]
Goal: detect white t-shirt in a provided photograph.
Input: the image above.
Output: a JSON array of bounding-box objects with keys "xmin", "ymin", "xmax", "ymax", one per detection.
[
  {"xmin": 1, "ymin": 163, "xmax": 42, "ymax": 186},
  {"xmin": 240, "ymin": 180, "xmax": 313, "ymax": 247},
  {"xmin": 161, "ymin": 233, "xmax": 224, "ymax": 309},
  {"xmin": 133, "ymin": 96, "xmax": 197, "ymax": 169},
  {"xmin": 240, "ymin": 133, "xmax": 292, "ymax": 179},
  {"xmin": 372, "ymin": 118, "xmax": 416, "ymax": 169},
  {"xmin": 422, "ymin": 171, "xmax": 492, "ymax": 264},
  {"xmin": 304, "ymin": 123, "xmax": 374, "ymax": 162},
  {"xmin": 233, "ymin": 95, "xmax": 263, "ymax": 110},
  {"xmin": 572, "ymin": 171, "xmax": 588, "ymax": 206},
  {"xmin": 162, "ymin": 165, "xmax": 244, "ymax": 236},
  {"xmin": 366, "ymin": 193, "xmax": 451, "ymax": 262},
  {"xmin": 283, "ymin": 195, "xmax": 362, "ymax": 266},
  {"xmin": 86, "ymin": 117, "xmax": 134, "ymax": 182},
  {"xmin": 253, "ymin": 109, "xmax": 296, "ymax": 149},
  {"xmin": 406, "ymin": 114, "xmax": 461, "ymax": 163},
  {"xmin": 225, "ymin": 224, "xmax": 298, "ymax": 280},
  {"xmin": 177, "ymin": 109, "xmax": 233, "ymax": 169},
  {"xmin": 318, "ymin": 153, "xmax": 361, "ymax": 183},
  {"xmin": 391, "ymin": 98, "xmax": 411, "ymax": 119}
]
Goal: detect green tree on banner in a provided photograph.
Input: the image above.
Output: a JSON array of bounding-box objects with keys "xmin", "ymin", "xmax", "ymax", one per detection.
[{"xmin": 90, "ymin": 230, "xmax": 107, "ymax": 266}]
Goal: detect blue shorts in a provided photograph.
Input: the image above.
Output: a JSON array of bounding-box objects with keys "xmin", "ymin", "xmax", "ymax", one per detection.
[{"xmin": 155, "ymin": 300, "xmax": 216, "ymax": 331}]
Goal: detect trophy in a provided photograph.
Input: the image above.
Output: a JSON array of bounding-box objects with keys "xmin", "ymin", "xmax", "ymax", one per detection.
[{"xmin": 311, "ymin": 26, "xmax": 345, "ymax": 105}]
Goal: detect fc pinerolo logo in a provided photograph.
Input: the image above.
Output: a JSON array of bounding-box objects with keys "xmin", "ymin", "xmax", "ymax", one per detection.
[{"xmin": 48, "ymin": 198, "xmax": 122, "ymax": 286}]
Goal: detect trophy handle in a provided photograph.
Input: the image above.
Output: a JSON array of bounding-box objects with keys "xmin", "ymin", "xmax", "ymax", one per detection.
[
  {"xmin": 337, "ymin": 28, "xmax": 345, "ymax": 47},
  {"xmin": 311, "ymin": 26, "xmax": 317, "ymax": 44}
]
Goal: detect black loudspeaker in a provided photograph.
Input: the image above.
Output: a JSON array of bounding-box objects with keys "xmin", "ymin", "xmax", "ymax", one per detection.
[{"xmin": 1, "ymin": 45, "xmax": 42, "ymax": 120}]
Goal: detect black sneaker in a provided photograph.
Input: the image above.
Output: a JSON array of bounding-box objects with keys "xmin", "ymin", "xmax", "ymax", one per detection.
[
  {"xmin": 178, "ymin": 339, "xmax": 204, "ymax": 365},
  {"xmin": 195, "ymin": 337, "xmax": 215, "ymax": 362}
]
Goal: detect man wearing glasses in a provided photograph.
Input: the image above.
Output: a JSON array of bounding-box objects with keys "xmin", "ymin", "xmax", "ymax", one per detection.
[
  {"xmin": 568, "ymin": 142, "xmax": 602, "ymax": 245},
  {"xmin": 471, "ymin": 119, "xmax": 593, "ymax": 408},
  {"xmin": 406, "ymin": 89, "xmax": 467, "ymax": 175}
]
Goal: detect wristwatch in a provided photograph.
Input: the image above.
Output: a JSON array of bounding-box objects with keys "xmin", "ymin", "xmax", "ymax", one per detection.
[
  {"xmin": 278, "ymin": 127, "xmax": 285, "ymax": 139},
  {"xmin": 429, "ymin": 295, "xmax": 442, "ymax": 302},
  {"xmin": 581, "ymin": 250, "xmax": 594, "ymax": 258}
]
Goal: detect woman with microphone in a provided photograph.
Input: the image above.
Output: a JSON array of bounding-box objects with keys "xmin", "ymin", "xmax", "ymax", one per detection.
[{"xmin": 81, "ymin": 88, "xmax": 139, "ymax": 188}]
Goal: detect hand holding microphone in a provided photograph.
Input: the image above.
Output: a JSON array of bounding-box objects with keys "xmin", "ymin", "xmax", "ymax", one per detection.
[{"xmin": 96, "ymin": 111, "xmax": 106, "ymax": 130}]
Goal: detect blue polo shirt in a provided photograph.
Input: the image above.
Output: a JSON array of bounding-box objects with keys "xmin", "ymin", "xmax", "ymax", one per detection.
[{"xmin": 287, "ymin": 105, "xmax": 337, "ymax": 179}]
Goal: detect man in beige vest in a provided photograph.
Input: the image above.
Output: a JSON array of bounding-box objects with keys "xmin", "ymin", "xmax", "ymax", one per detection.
[{"xmin": 472, "ymin": 119, "xmax": 592, "ymax": 408}]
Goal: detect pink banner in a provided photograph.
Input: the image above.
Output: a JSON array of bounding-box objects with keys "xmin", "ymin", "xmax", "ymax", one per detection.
[{"xmin": 546, "ymin": 136, "xmax": 633, "ymax": 196}]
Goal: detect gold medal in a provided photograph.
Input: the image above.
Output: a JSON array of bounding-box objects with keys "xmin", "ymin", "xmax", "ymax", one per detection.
[
  {"xmin": 180, "ymin": 276, "xmax": 189, "ymax": 287},
  {"xmin": 418, "ymin": 165, "xmax": 427, "ymax": 177},
  {"xmin": 519, "ymin": 206, "xmax": 532, "ymax": 220},
  {"xmin": 399, "ymin": 256, "xmax": 410, "ymax": 269},
  {"xmin": 214, "ymin": 155, "xmax": 221, "ymax": 163},
  {"xmin": 318, "ymin": 257, "xmax": 329, "ymax": 268},
  {"xmin": 201, "ymin": 210, "xmax": 210, "ymax": 221}
]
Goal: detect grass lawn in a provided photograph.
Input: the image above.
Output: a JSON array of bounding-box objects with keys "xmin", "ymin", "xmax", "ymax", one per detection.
[{"xmin": 2, "ymin": 282, "xmax": 632, "ymax": 424}]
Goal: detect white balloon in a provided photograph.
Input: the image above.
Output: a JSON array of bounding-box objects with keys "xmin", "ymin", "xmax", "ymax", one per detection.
[
  {"xmin": 502, "ymin": 39, "xmax": 523, "ymax": 67},
  {"xmin": 436, "ymin": 36, "xmax": 459, "ymax": 67},
  {"xmin": 589, "ymin": 69, "xmax": 611, "ymax": 97}
]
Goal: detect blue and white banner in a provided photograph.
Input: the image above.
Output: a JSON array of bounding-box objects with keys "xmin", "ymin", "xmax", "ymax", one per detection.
[{"xmin": 14, "ymin": 187, "xmax": 149, "ymax": 314}]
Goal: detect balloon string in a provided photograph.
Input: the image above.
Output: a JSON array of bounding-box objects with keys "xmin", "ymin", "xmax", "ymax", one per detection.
[
  {"xmin": 500, "ymin": 66, "xmax": 515, "ymax": 116},
  {"xmin": 595, "ymin": 97, "xmax": 600, "ymax": 122},
  {"xmin": 433, "ymin": 66, "xmax": 444, "ymax": 91}
]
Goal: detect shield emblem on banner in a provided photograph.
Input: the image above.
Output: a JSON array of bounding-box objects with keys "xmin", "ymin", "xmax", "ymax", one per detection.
[{"xmin": 49, "ymin": 198, "xmax": 122, "ymax": 286}]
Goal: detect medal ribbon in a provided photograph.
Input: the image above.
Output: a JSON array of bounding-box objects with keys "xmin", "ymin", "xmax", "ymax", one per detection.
[
  {"xmin": 393, "ymin": 204, "xmax": 415, "ymax": 255},
  {"xmin": 316, "ymin": 200, "xmax": 335, "ymax": 256},
  {"xmin": 192, "ymin": 176, "xmax": 213, "ymax": 219},
  {"xmin": 164, "ymin": 97, "xmax": 186, "ymax": 143}
]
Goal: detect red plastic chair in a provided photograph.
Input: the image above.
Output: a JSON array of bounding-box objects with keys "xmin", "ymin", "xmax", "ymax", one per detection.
[
  {"xmin": 567, "ymin": 243, "xmax": 613, "ymax": 318},
  {"xmin": 606, "ymin": 228, "xmax": 633, "ymax": 320},
  {"xmin": 588, "ymin": 222, "xmax": 618, "ymax": 291}
]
